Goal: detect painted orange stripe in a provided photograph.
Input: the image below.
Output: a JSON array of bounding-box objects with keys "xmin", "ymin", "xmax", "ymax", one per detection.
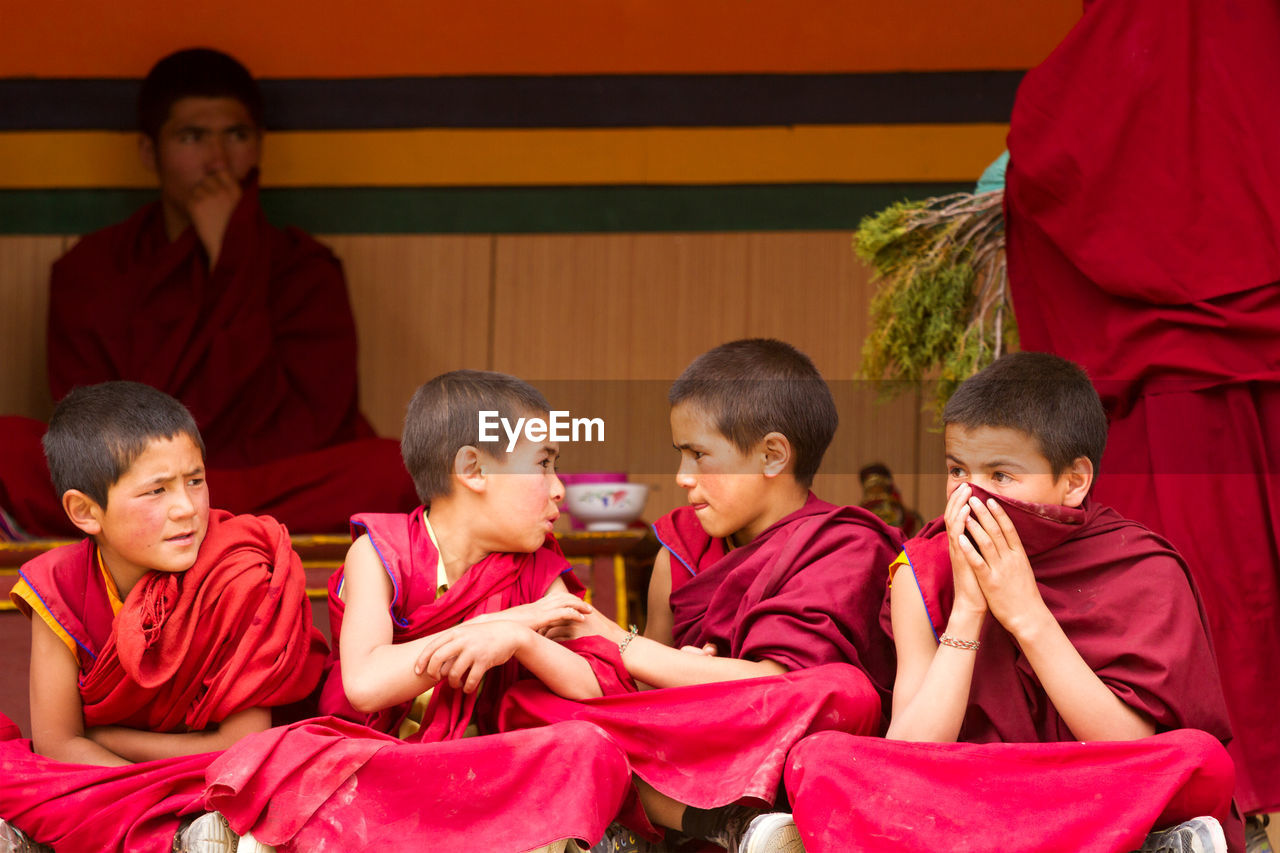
[
  {"xmin": 2, "ymin": 1, "xmax": 1079, "ymax": 77},
  {"xmin": 0, "ymin": 126, "xmax": 1009, "ymax": 188}
]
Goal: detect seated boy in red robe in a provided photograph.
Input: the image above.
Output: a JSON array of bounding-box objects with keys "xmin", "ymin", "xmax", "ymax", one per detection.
[
  {"xmin": 784, "ymin": 352, "xmax": 1239, "ymax": 853},
  {"xmin": 0, "ymin": 381, "xmax": 326, "ymax": 853},
  {"xmin": 499, "ymin": 339, "xmax": 905, "ymax": 853},
  {"xmin": 0, "ymin": 46, "xmax": 415, "ymax": 539},
  {"xmin": 201, "ymin": 370, "xmax": 632, "ymax": 852}
]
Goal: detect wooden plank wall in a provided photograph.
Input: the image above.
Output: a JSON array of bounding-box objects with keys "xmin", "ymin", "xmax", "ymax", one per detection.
[{"xmin": 0, "ymin": 233, "xmax": 946, "ymax": 522}]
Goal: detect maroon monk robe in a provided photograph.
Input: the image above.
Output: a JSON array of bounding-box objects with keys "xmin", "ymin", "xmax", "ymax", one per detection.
[
  {"xmin": 785, "ymin": 488, "xmax": 1239, "ymax": 852},
  {"xmin": 202, "ymin": 508, "xmax": 632, "ymax": 850},
  {"xmin": 30, "ymin": 172, "xmax": 419, "ymax": 535},
  {"xmin": 16, "ymin": 510, "xmax": 327, "ymax": 731},
  {"xmin": 497, "ymin": 494, "xmax": 901, "ymax": 838},
  {"xmin": 664, "ymin": 493, "xmax": 902, "ymax": 712},
  {"xmin": 204, "ymin": 716, "xmax": 633, "ymax": 852},
  {"xmin": 788, "ymin": 729, "xmax": 1237, "ymax": 853},
  {"xmin": 48, "ymin": 173, "xmax": 364, "ymax": 468},
  {"xmin": 0, "ymin": 511, "xmax": 327, "ymax": 852},
  {"xmin": 317, "ymin": 506, "xmax": 584, "ymax": 739},
  {"xmin": 1004, "ymin": 0, "xmax": 1280, "ymax": 812}
]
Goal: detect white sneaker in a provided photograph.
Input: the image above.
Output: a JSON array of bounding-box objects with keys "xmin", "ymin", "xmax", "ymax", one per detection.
[
  {"xmin": 1139, "ymin": 816, "xmax": 1228, "ymax": 853},
  {"xmin": 174, "ymin": 812, "xmax": 238, "ymax": 853},
  {"xmin": 737, "ymin": 812, "xmax": 805, "ymax": 853}
]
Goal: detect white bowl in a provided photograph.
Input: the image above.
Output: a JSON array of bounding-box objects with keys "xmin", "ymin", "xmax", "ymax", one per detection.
[{"xmin": 564, "ymin": 483, "xmax": 650, "ymax": 531}]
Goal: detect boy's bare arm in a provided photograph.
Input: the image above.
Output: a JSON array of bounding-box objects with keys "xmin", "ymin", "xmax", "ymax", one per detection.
[
  {"xmin": 29, "ymin": 617, "xmax": 129, "ymax": 766},
  {"xmin": 338, "ymin": 535, "xmax": 443, "ymax": 713},
  {"xmin": 642, "ymin": 549, "xmax": 675, "ymax": 646},
  {"xmin": 963, "ymin": 494, "xmax": 1155, "ymax": 742},
  {"xmin": 565, "ymin": 608, "xmax": 783, "ymax": 687},
  {"xmin": 416, "ymin": 620, "xmax": 603, "ymax": 700},
  {"xmin": 886, "ymin": 485, "xmax": 987, "ymax": 742},
  {"xmin": 85, "ymin": 706, "xmax": 271, "ymax": 763},
  {"xmin": 884, "ymin": 570, "xmax": 985, "ymax": 741}
]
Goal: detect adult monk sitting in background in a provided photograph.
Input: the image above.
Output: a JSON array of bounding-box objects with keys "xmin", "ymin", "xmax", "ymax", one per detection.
[{"xmin": 0, "ymin": 47, "xmax": 415, "ymax": 537}]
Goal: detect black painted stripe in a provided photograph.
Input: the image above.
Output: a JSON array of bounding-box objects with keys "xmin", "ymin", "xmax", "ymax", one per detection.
[
  {"xmin": 0, "ymin": 72, "xmax": 1023, "ymax": 131},
  {"xmin": 0, "ymin": 183, "xmax": 969, "ymax": 234}
]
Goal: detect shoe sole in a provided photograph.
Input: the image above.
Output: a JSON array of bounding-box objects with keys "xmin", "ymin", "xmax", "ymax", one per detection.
[{"xmin": 741, "ymin": 813, "xmax": 805, "ymax": 853}]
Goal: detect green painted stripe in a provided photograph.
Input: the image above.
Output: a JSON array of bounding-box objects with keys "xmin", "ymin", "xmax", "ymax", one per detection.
[{"xmin": 0, "ymin": 184, "xmax": 970, "ymax": 235}]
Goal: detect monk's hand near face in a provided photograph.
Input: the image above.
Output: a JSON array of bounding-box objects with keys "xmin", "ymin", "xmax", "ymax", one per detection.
[
  {"xmin": 188, "ymin": 167, "xmax": 242, "ymax": 269},
  {"xmin": 413, "ymin": 621, "xmax": 527, "ymax": 694},
  {"xmin": 945, "ymin": 483, "xmax": 989, "ymax": 618},
  {"xmin": 962, "ymin": 495, "xmax": 1050, "ymax": 638},
  {"xmin": 469, "ymin": 592, "xmax": 591, "ymax": 635}
]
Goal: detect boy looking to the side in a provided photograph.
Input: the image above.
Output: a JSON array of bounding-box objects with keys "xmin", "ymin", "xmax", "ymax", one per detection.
[
  {"xmin": 500, "ymin": 339, "xmax": 903, "ymax": 853},
  {"xmin": 202, "ymin": 370, "xmax": 632, "ymax": 852},
  {"xmin": 785, "ymin": 352, "xmax": 1238, "ymax": 852},
  {"xmin": 0, "ymin": 381, "xmax": 326, "ymax": 852}
]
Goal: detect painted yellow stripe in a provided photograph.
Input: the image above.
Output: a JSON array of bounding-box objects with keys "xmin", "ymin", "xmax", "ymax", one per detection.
[{"xmin": 0, "ymin": 125, "xmax": 1008, "ymax": 189}]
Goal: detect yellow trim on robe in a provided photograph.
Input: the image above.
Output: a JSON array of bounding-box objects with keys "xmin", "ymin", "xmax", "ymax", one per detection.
[
  {"xmin": 9, "ymin": 545, "xmax": 123, "ymax": 657},
  {"xmin": 887, "ymin": 549, "xmax": 911, "ymax": 587}
]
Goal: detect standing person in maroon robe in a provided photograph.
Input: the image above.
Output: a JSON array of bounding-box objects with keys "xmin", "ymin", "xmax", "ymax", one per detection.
[
  {"xmin": 784, "ymin": 353, "xmax": 1238, "ymax": 853},
  {"xmin": 499, "ymin": 339, "xmax": 903, "ymax": 853},
  {"xmin": 202, "ymin": 370, "xmax": 634, "ymax": 852},
  {"xmin": 0, "ymin": 46, "xmax": 416, "ymax": 538},
  {"xmin": 0, "ymin": 381, "xmax": 327, "ymax": 852},
  {"xmin": 1002, "ymin": 0, "xmax": 1280, "ymax": 840}
]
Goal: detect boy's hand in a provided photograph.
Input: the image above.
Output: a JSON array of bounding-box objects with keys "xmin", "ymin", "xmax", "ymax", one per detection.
[
  {"xmin": 679, "ymin": 643, "xmax": 718, "ymax": 656},
  {"xmin": 413, "ymin": 621, "xmax": 527, "ymax": 693},
  {"xmin": 945, "ymin": 483, "xmax": 989, "ymax": 616},
  {"xmin": 468, "ymin": 593, "xmax": 591, "ymax": 634},
  {"xmin": 962, "ymin": 495, "xmax": 1050, "ymax": 637},
  {"xmin": 544, "ymin": 604, "xmax": 629, "ymax": 644},
  {"xmin": 187, "ymin": 167, "xmax": 242, "ymax": 268}
]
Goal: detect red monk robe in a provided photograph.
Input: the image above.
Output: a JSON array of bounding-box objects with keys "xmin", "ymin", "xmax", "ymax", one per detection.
[
  {"xmin": 201, "ymin": 506, "xmax": 635, "ymax": 851},
  {"xmin": 0, "ymin": 174, "xmax": 417, "ymax": 537},
  {"xmin": 785, "ymin": 490, "xmax": 1240, "ymax": 853},
  {"xmin": 497, "ymin": 494, "xmax": 902, "ymax": 838},
  {"xmin": 1003, "ymin": 0, "xmax": 1280, "ymax": 812},
  {"xmin": 0, "ymin": 510, "xmax": 327, "ymax": 852}
]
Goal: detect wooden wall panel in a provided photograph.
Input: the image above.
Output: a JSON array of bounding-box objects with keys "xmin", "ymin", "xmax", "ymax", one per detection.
[
  {"xmin": 324, "ymin": 235, "xmax": 494, "ymax": 437},
  {"xmin": 0, "ymin": 236, "xmax": 65, "ymax": 420}
]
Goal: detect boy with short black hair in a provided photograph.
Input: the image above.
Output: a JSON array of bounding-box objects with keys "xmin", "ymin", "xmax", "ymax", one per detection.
[
  {"xmin": 500, "ymin": 339, "xmax": 903, "ymax": 853},
  {"xmin": 203, "ymin": 369, "xmax": 631, "ymax": 852},
  {"xmin": 785, "ymin": 352, "xmax": 1239, "ymax": 852},
  {"xmin": 0, "ymin": 381, "xmax": 326, "ymax": 852}
]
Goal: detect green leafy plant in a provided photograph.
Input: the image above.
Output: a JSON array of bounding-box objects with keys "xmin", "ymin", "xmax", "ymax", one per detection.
[{"xmin": 857, "ymin": 190, "xmax": 1017, "ymax": 417}]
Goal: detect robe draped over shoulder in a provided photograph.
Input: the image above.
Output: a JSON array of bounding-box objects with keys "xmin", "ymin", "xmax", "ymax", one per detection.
[{"xmin": 317, "ymin": 506, "xmax": 580, "ymax": 740}]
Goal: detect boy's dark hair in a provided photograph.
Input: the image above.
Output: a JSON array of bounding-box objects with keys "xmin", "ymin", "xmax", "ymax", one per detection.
[
  {"xmin": 43, "ymin": 381, "xmax": 206, "ymax": 508},
  {"xmin": 402, "ymin": 370, "xmax": 551, "ymax": 504},
  {"xmin": 943, "ymin": 351, "xmax": 1108, "ymax": 476},
  {"xmin": 668, "ymin": 338, "xmax": 837, "ymax": 488},
  {"xmin": 137, "ymin": 48, "xmax": 264, "ymax": 140}
]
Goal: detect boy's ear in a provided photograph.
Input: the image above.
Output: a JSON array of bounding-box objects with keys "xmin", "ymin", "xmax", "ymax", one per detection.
[
  {"xmin": 138, "ymin": 134, "xmax": 159, "ymax": 174},
  {"xmin": 760, "ymin": 431, "xmax": 793, "ymax": 479},
  {"xmin": 61, "ymin": 489, "xmax": 105, "ymax": 537},
  {"xmin": 1061, "ymin": 456, "xmax": 1094, "ymax": 508},
  {"xmin": 452, "ymin": 445, "xmax": 487, "ymax": 495}
]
